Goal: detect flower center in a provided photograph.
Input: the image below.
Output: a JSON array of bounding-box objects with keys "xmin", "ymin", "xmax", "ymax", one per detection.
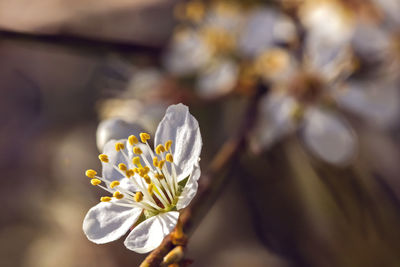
[{"xmin": 85, "ymin": 133, "xmax": 183, "ymax": 217}]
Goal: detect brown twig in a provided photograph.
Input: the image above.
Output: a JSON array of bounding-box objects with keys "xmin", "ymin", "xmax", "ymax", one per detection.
[
  {"xmin": 139, "ymin": 83, "xmax": 268, "ymax": 267},
  {"xmin": 0, "ymin": 29, "xmax": 162, "ymax": 55}
]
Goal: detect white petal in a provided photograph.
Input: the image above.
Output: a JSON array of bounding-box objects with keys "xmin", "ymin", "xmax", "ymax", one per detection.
[
  {"xmin": 124, "ymin": 211, "xmax": 179, "ymax": 253},
  {"xmin": 301, "ymin": 108, "xmax": 356, "ymax": 165},
  {"xmin": 96, "ymin": 118, "xmax": 144, "ymax": 152},
  {"xmin": 196, "ymin": 59, "xmax": 238, "ymax": 99},
  {"xmin": 336, "ymin": 81, "xmax": 400, "ymax": 128},
  {"xmin": 251, "ymin": 92, "xmax": 297, "ymax": 152},
  {"xmin": 102, "ymin": 139, "xmax": 132, "ymax": 184},
  {"xmin": 176, "ymin": 164, "xmax": 200, "ymax": 210},
  {"xmin": 83, "ymin": 202, "xmax": 141, "ymax": 244},
  {"xmin": 155, "ymin": 104, "xmax": 202, "ymax": 181}
]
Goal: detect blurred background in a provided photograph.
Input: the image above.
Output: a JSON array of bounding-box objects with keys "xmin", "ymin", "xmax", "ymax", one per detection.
[{"xmin": 2, "ymin": 0, "xmax": 400, "ymax": 266}]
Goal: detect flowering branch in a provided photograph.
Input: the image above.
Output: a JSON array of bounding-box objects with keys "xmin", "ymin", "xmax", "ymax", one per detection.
[{"xmin": 139, "ymin": 83, "xmax": 268, "ymax": 267}]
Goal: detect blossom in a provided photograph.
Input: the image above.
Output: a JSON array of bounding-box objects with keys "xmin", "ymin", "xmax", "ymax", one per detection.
[{"xmin": 83, "ymin": 104, "xmax": 202, "ymax": 253}]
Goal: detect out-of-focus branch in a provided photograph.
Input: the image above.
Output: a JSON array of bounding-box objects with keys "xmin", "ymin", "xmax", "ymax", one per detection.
[
  {"xmin": 0, "ymin": 29, "xmax": 162, "ymax": 54},
  {"xmin": 139, "ymin": 83, "xmax": 268, "ymax": 267}
]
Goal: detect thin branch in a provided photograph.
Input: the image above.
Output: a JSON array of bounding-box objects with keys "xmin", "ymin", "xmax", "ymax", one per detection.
[
  {"xmin": 139, "ymin": 83, "xmax": 268, "ymax": 267},
  {"xmin": 0, "ymin": 29, "xmax": 162, "ymax": 54}
]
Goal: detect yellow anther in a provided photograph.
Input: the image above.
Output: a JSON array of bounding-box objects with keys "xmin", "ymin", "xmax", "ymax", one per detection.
[
  {"xmin": 158, "ymin": 160, "xmax": 166, "ymax": 169},
  {"xmin": 165, "ymin": 140, "xmax": 173, "ymax": 151},
  {"xmin": 98, "ymin": 154, "xmax": 109, "ymax": 163},
  {"xmin": 133, "ymin": 146, "xmax": 143, "ymax": 154},
  {"xmin": 113, "ymin": 191, "xmax": 124, "ymax": 199},
  {"xmin": 140, "ymin": 133, "xmax": 151, "ymax": 143},
  {"xmin": 126, "ymin": 169, "xmax": 134, "ymax": 178},
  {"xmin": 143, "ymin": 175, "xmax": 151, "ymax": 184},
  {"xmin": 100, "ymin": 196, "xmax": 112, "ymax": 202},
  {"xmin": 166, "ymin": 153, "xmax": 173, "ymax": 163},
  {"xmin": 153, "ymin": 157, "xmax": 159, "ymax": 167},
  {"xmin": 128, "ymin": 135, "xmax": 139, "ymax": 146},
  {"xmin": 138, "ymin": 168, "xmax": 147, "ymax": 177},
  {"xmin": 118, "ymin": 163, "xmax": 127, "ymax": 171},
  {"xmin": 90, "ymin": 178, "xmax": 101, "ymax": 186},
  {"xmin": 115, "ymin": 142, "xmax": 125, "ymax": 151},
  {"xmin": 134, "ymin": 192, "xmax": 144, "ymax": 202},
  {"xmin": 155, "ymin": 144, "xmax": 166, "ymax": 154},
  {"xmin": 133, "ymin": 168, "xmax": 139, "ymax": 174},
  {"xmin": 132, "ymin": 156, "xmax": 141, "ymax": 166},
  {"xmin": 110, "ymin": 181, "xmax": 120, "ymax": 189},
  {"xmin": 85, "ymin": 169, "xmax": 97, "ymax": 178},
  {"xmin": 148, "ymin": 184, "xmax": 154, "ymax": 194},
  {"xmin": 155, "ymin": 173, "xmax": 165, "ymax": 180},
  {"xmin": 143, "ymin": 166, "xmax": 150, "ymax": 174}
]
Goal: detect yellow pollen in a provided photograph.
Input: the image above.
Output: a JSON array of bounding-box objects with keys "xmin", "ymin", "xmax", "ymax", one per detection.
[
  {"xmin": 126, "ymin": 169, "xmax": 134, "ymax": 178},
  {"xmin": 143, "ymin": 175, "xmax": 151, "ymax": 184},
  {"xmin": 140, "ymin": 133, "xmax": 151, "ymax": 143},
  {"xmin": 85, "ymin": 169, "xmax": 97, "ymax": 178},
  {"xmin": 148, "ymin": 184, "xmax": 154, "ymax": 194},
  {"xmin": 132, "ymin": 156, "xmax": 141, "ymax": 165},
  {"xmin": 165, "ymin": 140, "xmax": 173, "ymax": 151},
  {"xmin": 153, "ymin": 157, "xmax": 159, "ymax": 167},
  {"xmin": 133, "ymin": 168, "xmax": 139, "ymax": 173},
  {"xmin": 155, "ymin": 144, "xmax": 166, "ymax": 154},
  {"xmin": 134, "ymin": 192, "xmax": 144, "ymax": 202},
  {"xmin": 166, "ymin": 153, "xmax": 173, "ymax": 163},
  {"xmin": 90, "ymin": 178, "xmax": 101, "ymax": 186},
  {"xmin": 110, "ymin": 181, "xmax": 120, "ymax": 188},
  {"xmin": 158, "ymin": 160, "xmax": 166, "ymax": 169},
  {"xmin": 118, "ymin": 163, "xmax": 127, "ymax": 171},
  {"xmin": 128, "ymin": 135, "xmax": 139, "ymax": 146},
  {"xmin": 115, "ymin": 142, "xmax": 125, "ymax": 151},
  {"xmin": 100, "ymin": 196, "xmax": 112, "ymax": 202},
  {"xmin": 113, "ymin": 191, "xmax": 124, "ymax": 199},
  {"xmin": 133, "ymin": 146, "xmax": 143, "ymax": 154},
  {"xmin": 98, "ymin": 154, "xmax": 109, "ymax": 163}
]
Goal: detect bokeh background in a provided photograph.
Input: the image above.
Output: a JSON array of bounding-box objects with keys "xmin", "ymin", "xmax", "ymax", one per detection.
[{"xmin": 2, "ymin": 0, "xmax": 400, "ymax": 266}]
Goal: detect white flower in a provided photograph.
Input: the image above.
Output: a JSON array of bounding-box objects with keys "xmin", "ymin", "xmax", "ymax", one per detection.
[{"xmin": 83, "ymin": 104, "xmax": 202, "ymax": 253}]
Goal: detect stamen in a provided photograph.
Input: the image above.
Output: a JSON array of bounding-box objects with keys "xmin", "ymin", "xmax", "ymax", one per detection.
[
  {"xmin": 113, "ymin": 191, "xmax": 124, "ymax": 199},
  {"xmin": 85, "ymin": 169, "xmax": 97, "ymax": 178},
  {"xmin": 132, "ymin": 156, "xmax": 141, "ymax": 166},
  {"xmin": 100, "ymin": 196, "xmax": 112, "ymax": 202},
  {"xmin": 98, "ymin": 154, "xmax": 109, "ymax": 163},
  {"xmin": 148, "ymin": 184, "xmax": 154, "ymax": 194},
  {"xmin": 155, "ymin": 144, "xmax": 166, "ymax": 154},
  {"xmin": 115, "ymin": 142, "xmax": 125, "ymax": 151},
  {"xmin": 128, "ymin": 135, "xmax": 139, "ymax": 146},
  {"xmin": 90, "ymin": 178, "xmax": 102, "ymax": 185},
  {"xmin": 158, "ymin": 160, "xmax": 166, "ymax": 169},
  {"xmin": 166, "ymin": 153, "xmax": 173, "ymax": 163},
  {"xmin": 110, "ymin": 181, "xmax": 120, "ymax": 188},
  {"xmin": 133, "ymin": 168, "xmax": 139, "ymax": 174},
  {"xmin": 153, "ymin": 156, "xmax": 159, "ymax": 167},
  {"xmin": 143, "ymin": 175, "xmax": 151, "ymax": 184},
  {"xmin": 155, "ymin": 173, "xmax": 165, "ymax": 180},
  {"xmin": 118, "ymin": 163, "xmax": 127, "ymax": 171},
  {"xmin": 126, "ymin": 169, "xmax": 134, "ymax": 178},
  {"xmin": 165, "ymin": 140, "xmax": 173, "ymax": 151},
  {"xmin": 140, "ymin": 133, "xmax": 151, "ymax": 143},
  {"xmin": 134, "ymin": 192, "xmax": 144, "ymax": 202},
  {"xmin": 133, "ymin": 146, "xmax": 143, "ymax": 154}
]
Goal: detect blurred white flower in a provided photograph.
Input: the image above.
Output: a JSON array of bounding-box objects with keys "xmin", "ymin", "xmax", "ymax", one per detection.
[
  {"xmin": 239, "ymin": 8, "xmax": 296, "ymax": 57},
  {"xmin": 83, "ymin": 104, "xmax": 202, "ymax": 253}
]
